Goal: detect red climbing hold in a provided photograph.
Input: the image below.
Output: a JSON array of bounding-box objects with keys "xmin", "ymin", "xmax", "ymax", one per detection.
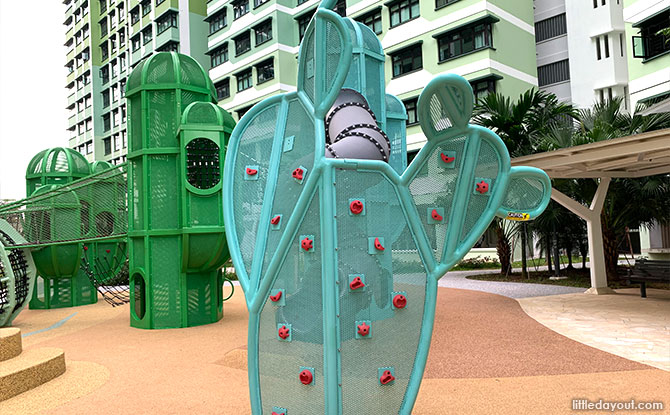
[
  {"xmin": 431, "ymin": 209, "xmax": 443, "ymax": 221},
  {"xmin": 475, "ymin": 180, "xmax": 489, "ymax": 194},
  {"xmin": 301, "ymin": 237, "xmax": 313, "ymax": 251},
  {"xmin": 440, "ymin": 153, "xmax": 455, "ymax": 164},
  {"xmin": 380, "ymin": 370, "xmax": 395, "ymax": 385},
  {"xmin": 272, "ymin": 412, "xmax": 285, "ymax": 415},
  {"xmin": 292, "ymin": 167, "xmax": 304, "ymax": 181},
  {"xmin": 271, "ymin": 215, "xmax": 281, "ymax": 225},
  {"xmin": 357, "ymin": 322, "xmax": 370, "ymax": 337},
  {"xmin": 105, "ymin": 249, "xmax": 111, "ymax": 253},
  {"xmin": 270, "ymin": 291, "xmax": 282, "ymax": 302},
  {"xmin": 350, "ymin": 200, "xmax": 363, "ymax": 214},
  {"xmin": 374, "ymin": 237, "xmax": 385, "ymax": 251},
  {"xmin": 278, "ymin": 325, "xmax": 290, "ymax": 339},
  {"xmin": 349, "ymin": 276, "xmax": 365, "ymax": 290},
  {"xmin": 83, "ymin": 246, "xmax": 88, "ymax": 251},
  {"xmin": 299, "ymin": 369, "xmax": 313, "ymax": 385},
  {"xmin": 246, "ymin": 167, "xmax": 258, "ymax": 175},
  {"xmin": 393, "ymin": 294, "xmax": 407, "ymax": 309}
]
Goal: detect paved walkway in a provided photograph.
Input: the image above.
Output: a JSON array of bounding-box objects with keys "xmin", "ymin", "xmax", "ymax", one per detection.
[
  {"xmin": 519, "ymin": 288, "xmax": 670, "ymax": 371},
  {"xmin": 438, "ymin": 266, "xmax": 586, "ymax": 298}
]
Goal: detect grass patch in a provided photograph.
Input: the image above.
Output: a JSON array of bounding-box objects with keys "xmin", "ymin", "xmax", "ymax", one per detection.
[{"xmin": 466, "ymin": 268, "xmax": 592, "ymax": 288}]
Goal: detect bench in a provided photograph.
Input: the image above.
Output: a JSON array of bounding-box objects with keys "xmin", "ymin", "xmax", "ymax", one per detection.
[{"xmin": 626, "ymin": 259, "xmax": 670, "ymax": 298}]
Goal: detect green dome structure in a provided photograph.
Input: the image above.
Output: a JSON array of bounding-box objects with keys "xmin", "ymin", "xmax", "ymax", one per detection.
[{"xmin": 25, "ymin": 147, "xmax": 91, "ymax": 197}]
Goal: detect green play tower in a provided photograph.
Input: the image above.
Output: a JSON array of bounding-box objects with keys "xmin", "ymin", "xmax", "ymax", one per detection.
[{"xmin": 126, "ymin": 52, "xmax": 233, "ymax": 329}]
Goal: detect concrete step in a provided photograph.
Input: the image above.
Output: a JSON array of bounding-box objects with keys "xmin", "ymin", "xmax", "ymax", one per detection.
[
  {"xmin": 0, "ymin": 327, "xmax": 22, "ymax": 362},
  {"xmin": 0, "ymin": 347, "xmax": 66, "ymax": 401}
]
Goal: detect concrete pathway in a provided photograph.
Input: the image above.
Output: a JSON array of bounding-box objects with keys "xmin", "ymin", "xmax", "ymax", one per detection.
[{"xmin": 438, "ymin": 266, "xmax": 586, "ymax": 299}]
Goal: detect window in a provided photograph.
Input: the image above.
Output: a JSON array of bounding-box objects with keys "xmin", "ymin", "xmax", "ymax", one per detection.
[
  {"xmin": 403, "ymin": 98, "xmax": 418, "ymax": 125},
  {"xmin": 85, "ymin": 95, "xmax": 92, "ymax": 107},
  {"xmin": 120, "ymin": 79, "xmax": 126, "ymax": 97},
  {"xmin": 254, "ymin": 20, "xmax": 272, "ymax": 46},
  {"xmin": 593, "ymin": 0, "xmax": 597, "ymax": 8},
  {"xmin": 232, "ymin": 0, "xmax": 249, "ymax": 20},
  {"xmin": 102, "ymin": 90, "xmax": 110, "ymax": 108},
  {"xmin": 619, "ymin": 33, "xmax": 624, "ymax": 57},
  {"xmin": 631, "ymin": 9, "xmax": 670, "ymax": 61},
  {"xmin": 103, "ymin": 114, "xmax": 111, "ymax": 132},
  {"xmin": 101, "ymin": 42, "xmax": 109, "ymax": 60},
  {"xmin": 356, "ymin": 9, "xmax": 382, "ymax": 35},
  {"xmin": 537, "ymin": 59, "xmax": 570, "ymax": 86},
  {"xmin": 100, "ymin": 0, "xmax": 107, "ymax": 14},
  {"xmin": 236, "ymin": 68, "xmax": 252, "ymax": 91},
  {"xmin": 143, "ymin": 27, "xmax": 153, "ymax": 45},
  {"xmin": 389, "ymin": 0, "xmax": 419, "ymax": 27},
  {"xmin": 237, "ymin": 104, "xmax": 253, "ymax": 119},
  {"xmin": 130, "ymin": 7, "xmax": 140, "ymax": 24},
  {"xmin": 435, "ymin": 0, "xmax": 458, "ymax": 9},
  {"xmin": 119, "ymin": 29, "xmax": 126, "ymax": 47},
  {"xmin": 100, "ymin": 18, "xmax": 108, "ymax": 37},
  {"xmin": 110, "ymin": 34, "xmax": 117, "ymax": 54},
  {"xmin": 209, "ymin": 10, "xmax": 226, "ymax": 35},
  {"xmin": 157, "ymin": 11, "xmax": 178, "ymax": 34},
  {"xmin": 86, "ymin": 140, "xmax": 93, "ymax": 154},
  {"xmin": 114, "ymin": 134, "xmax": 120, "ymax": 151},
  {"xmin": 256, "ymin": 59, "xmax": 274, "ymax": 84},
  {"xmin": 470, "ymin": 77, "xmax": 497, "ymax": 101},
  {"xmin": 157, "ymin": 41, "xmax": 179, "ymax": 52},
  {"xmin": 104, "ymin": 137, "xmax": 112, "ymax": 155},
  {"xmin": 156, "ymin": 0, "xmax": 166, "ymax": 5},
  {"xmin": 109, "ymin": 10, "xmax": 116, "ymax": 29},
  {"xmin": 391, "ymin": 44, "xmax": 422, "ymax": 77},
  {"xmin": 234, "ymin": 31, "xmax": 251, "ymax": 56},
  {"xmin": 100, "ymin": 66, "xmax": 109, "ymax": 84},
  {"xmin": 254, "ymin": 0, "xmax": 269, "ymax": 8},
  {"xmin": 603, "ymin": 34, "xmax": 610, "ymax": 58},
  {"xmin": 118, "ymin": 4, "xmax": 125, "ymax": 21},
  {"xmin": 210, "ymin": 43, "xmax": 228, "ymax": 67},
  {"xmin": 82, "ymin": 48, "xmax": 90, "ymax": 62},
  {"xmin": 215, "ymin": 78, "xmax": 230, "ymax": 100},
  {"xmin": 332, "ymin": 0, "xmax": 346, "ymax": 17},
  {"xmin": 596, "ymin": 36, "xmax": 602, "ymax": 60},
  {"xmin": 535, "ymin": 13, "xmax": 566, "ymax": 42},
  {"xmin": 131, "ymin": 35, "xmax": 141, "ymax": 51},
  {"xmin": 142, "ymin": 0, "xmax": 151, "ymax": 16},
  {"xmin": 437, "ymin": 20, "xmax": 494, "ymax": 62},
  {"xmin": 297, "ymin": 10, "xmax": 315, "ymax": 41}
]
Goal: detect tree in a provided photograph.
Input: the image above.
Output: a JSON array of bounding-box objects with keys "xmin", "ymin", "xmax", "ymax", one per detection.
[{"xmin": 474, "ymin": 89, "xmax": 578, "ymax": 275}]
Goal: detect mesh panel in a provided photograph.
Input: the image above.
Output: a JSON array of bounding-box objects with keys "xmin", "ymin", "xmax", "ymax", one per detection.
[
  {"xmin": 364, "ymin": 55, "xmax": 381, "ymax": 120},
  {"xmin": 259, "ymin": 190, "xmax": 324, "ymax": 414},
  {"xmin": 335, "ymin": 169, "xmax": 426, "ymax": 414},
  {"xmin": 232, "ymin": 103, "xmax": 280, "ymax": 277},
  {"xmin": 429, "ymin": 94, "xmax": 452, "ymax": 131},
  {"xmin": 409, "ymin": 137, "xmax": 466, "ymax": 262},
  {"xmin": 504, "ymin": 176, "xmax": 545, "ymax": 211},
  {"xmin": 0, "ymin": 164, "xmax": 128, "ymax": 247},
  {"xmin": 361, "ymin": 24, "xmax": 382, "ymax": 53},
  {"xmin": 261, "ymin": 99, "xmax": 315, "ymax": 278},
  {"xmin": 130, "ymin": 95, "xmax": 143, "ymax": 152},
  {"xmin": 302, "ymin": 29, "xmax": 315, "ymax": 102},
  {"xmin": 146, "ymin": 54, "xmax": 175, "ymax": 85},
  {"xmin": 186, "ymin": 138, "xmax": 220, "ymax": 190},
  {"xmin": 148, "ymin": 91, "xmax": 178, "ymax": 148},
  {"xmin": 151, "ymin": 236, "xmax": 181, "ymax": 327},
  {"xmin": 149, "ymin": 156, "xmax": 179, "ymax": 229},
  {"xmin": 187, "ymin": 103, "xmax": 218, "ymax": 125},
  {"xmin": 325, "ymin": 20, "xmax": 342, "ymax": 96},
  {"xmin": 460, "ymin": 140, "xmax": 500, "ymax": 243},
  {"xmin": 180, "ymin": 57, "xmax": 209, "ymax": 90}
]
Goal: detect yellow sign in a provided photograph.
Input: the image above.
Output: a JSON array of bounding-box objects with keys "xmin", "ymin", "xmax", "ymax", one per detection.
[{"xmin": 506, "ymin": 212, "xmax": 530, "ymax": 221}]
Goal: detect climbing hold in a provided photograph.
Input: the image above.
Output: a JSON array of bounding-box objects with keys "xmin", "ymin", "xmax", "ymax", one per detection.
[
  {"xmin": 292, "ymin": 167, "xmax": 304, "ymax": 181},
  {"xmin": 349, "ymin": 276, "xmax": 365, "ymax": 290},
  {"xmin": 431, "ymin": 209, "xmax": 443, "ymax": 222},
  {"xmin": 374, "ymin": 237, "xmax": 385, "ymax": 251},
  {"xmin": 393, "ymin": 294, "xmax": 407, "ymax": 309},
  {"xmin": 357, "ymin": 322, "xmax": 370, "ymax": 337},
  {"xmin": 380, "ymin": 370, "xmax": 395, "ymax": 385},
  {"xmin": 246, "ymin": 167, "xmax": 258, "ymax": 176},
  {"xmin": 272, "ymin": 412, "xmax": 285, "ymax": 415},
  {"xmin": 475, "ymin": 180, "xmax": 489, "ymax": 194},
  {"xmin": 271, "ymin": 215, "xmax": 281, "ymax": 225},
  {"xmin": 301, "ymin": 237, "xmax": 313, "ymax": 251},
  {"xmin": 350, "ymin": 200, "xmax": 363, "ymax": 214},
  {"xmin": 270, "ymin": 291, "xmax": 283, "ymax": 302},
  {"xmin": 278, "ymin": 325, "xmax": 290, "ymax": 340},
  {"xmin": 299, "ymin": 369, "xmax": 313, "ymax": 385},
  {"xmin": 83, "ymin": 246, "xmax": 88, "ymax": 251},
  {"xmin": 105, "ymin": 249, "xmax": 111, "ymax": 253},
  {"xmin": 440, "ymin": 153, "xmax": 455, "ymax": 164}
]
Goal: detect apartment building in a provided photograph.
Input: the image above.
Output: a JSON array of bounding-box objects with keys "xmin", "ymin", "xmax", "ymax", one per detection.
[
  {"xmin": 624, "ymin": 0, "xmax": 670, "ymax": 109},
  {"xmin": 206, "ymin": 0, "xmax": 539, "ymax": 153},
  {"xmin": 64, "ymin": 0, "xmax": 209, "ymax": 165},
  {"xmin": 534, "ymin": 0, "xmax": 630, "ymax": 109}
]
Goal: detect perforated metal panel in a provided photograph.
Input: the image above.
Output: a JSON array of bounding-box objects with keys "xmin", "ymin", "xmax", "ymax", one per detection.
[
  {"xmin": 186, "ymin": 138, "xmax": 220, "ymax": 190},
  {"xmin": 259, "ymin": 190, "xmax": 325, "ymax": 414},
  {"xmin": 503, "ymin": 176, "xmax": 546, "ymax": 212},
  {"xmin": 232, "ymin": 103, "xmax": 280, "ymax": 277}
]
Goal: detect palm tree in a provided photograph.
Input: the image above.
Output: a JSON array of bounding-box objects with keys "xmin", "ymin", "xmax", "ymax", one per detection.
[{"xmin": 474, "ymin": 89, "xmax": 578, "ymax": 276}]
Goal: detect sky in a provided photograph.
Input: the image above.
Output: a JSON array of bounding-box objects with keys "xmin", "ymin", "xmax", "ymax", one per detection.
[{"xmin": 0, "ymin": 1, "xmax": 69, "ymax": 201}]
